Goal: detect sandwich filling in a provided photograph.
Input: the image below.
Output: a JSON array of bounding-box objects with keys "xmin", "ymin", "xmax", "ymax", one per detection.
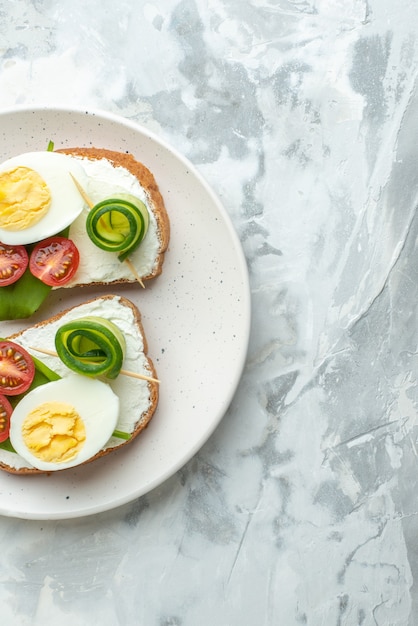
[{"xmin": 65, "ymin": 156, "xmax": 161, "ymax": 287}]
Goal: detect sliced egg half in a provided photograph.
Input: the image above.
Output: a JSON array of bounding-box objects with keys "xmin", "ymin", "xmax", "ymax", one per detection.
[
  {"xmin": 9, "ymin": 374, "xmax": 119, "ymax": 471},
  {"xmin": 0, "ymin": 151, "xmax": 87, "ymax": 245}
]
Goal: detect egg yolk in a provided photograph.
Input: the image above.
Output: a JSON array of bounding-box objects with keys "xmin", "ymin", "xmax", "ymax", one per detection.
[
  {"xmin": 21, "ymin": 401, "xmax": 86, "ymax": 463},
  {"xmin": 0, "ymin": 166, "xmax": 51, "ymax": 231}
]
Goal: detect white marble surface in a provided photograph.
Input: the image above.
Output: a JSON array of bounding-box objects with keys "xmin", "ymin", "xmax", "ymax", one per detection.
[{"xmin": 0, "ymin": 0, "xmax": 417, "ymax": 624}]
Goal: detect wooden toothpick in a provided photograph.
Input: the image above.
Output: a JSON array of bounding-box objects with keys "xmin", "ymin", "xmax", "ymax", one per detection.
[
  {"xmin": 70, "ymin": 174, "xmax": 145, "ymax": 288},
  {"xmin": 70, "ymin": 173, "xmax": 94, "ymax": 209},
  {"xmin": 29, "ymin": 346, "xmax": 160, "ymax": 385}
]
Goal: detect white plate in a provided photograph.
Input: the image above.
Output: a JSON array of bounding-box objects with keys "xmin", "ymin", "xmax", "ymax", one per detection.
[{"xmin": 0, "ymin": 107, "xmax": 251, "ymax": 520}]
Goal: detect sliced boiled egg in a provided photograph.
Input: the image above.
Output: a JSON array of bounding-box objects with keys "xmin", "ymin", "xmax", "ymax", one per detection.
[
  {"xmin": 9, "ymin": 374, "xmax": 119, "ymax": 471},
  {"xmin": 0, "ymin": 151, "xmax": 87, "ymax": 246}
]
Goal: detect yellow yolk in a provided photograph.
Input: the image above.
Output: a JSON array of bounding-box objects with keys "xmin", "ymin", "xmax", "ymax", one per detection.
[
  {"xmin": 21, "ymin": 401, "xmax": 86, "ymax": 463},
  {"xmin": 0, "ymin": 166, "xmax": 51, "ymax": 231}
]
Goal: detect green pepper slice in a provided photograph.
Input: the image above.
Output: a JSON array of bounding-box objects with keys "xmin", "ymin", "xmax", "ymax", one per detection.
[
  {"xmin": 86, "ymin": 194, "xmax": 149, "ymax": 262},
  {"xmin": 55, "ymin": 316, "xmax": 126, "ymax": 379}
]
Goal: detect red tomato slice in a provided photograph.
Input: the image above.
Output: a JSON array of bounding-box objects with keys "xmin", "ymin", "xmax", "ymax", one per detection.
[
  {"xmin": 29, "ymin": 236, "xmax": 80, "ymax": 287},
  {"xmin": 0, "ymin": 394, "xmax": 12, "ymax": 442},
  {"xmin": 0, "ymin": 341, "xmax": 35, "ymax": 396},
  {"xmin": 0, "ymin": 243, "xmax": 29, "ymax": 287}
]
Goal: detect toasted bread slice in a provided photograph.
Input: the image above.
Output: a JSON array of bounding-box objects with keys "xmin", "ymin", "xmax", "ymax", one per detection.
[
  {"xmin": 57, "ymin": 147, "xmax": 170, "ymax": 288},
  {"xmin": 0, "ymin": 295, "xmax": 158, "ymax": 474}
]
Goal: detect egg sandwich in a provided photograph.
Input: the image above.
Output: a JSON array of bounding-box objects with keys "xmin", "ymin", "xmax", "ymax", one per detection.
[
  {"xmin": 0, "ymin": 146, "xmax": 170, "ymax": 320},
  {"xmin": 0, "ymin": 295, "xmax": 159, "ymax": 474}
]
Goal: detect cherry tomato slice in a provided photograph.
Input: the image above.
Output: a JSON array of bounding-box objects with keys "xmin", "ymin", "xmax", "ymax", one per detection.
[
  {"xmin": 29, "ymin": 236, "xmax": 80, "ymax": 287},
  {"xmin": 0, "ymin": 341, "xmax": 35, "ymax": 396},
  {"xmin": 0, "ymin": 394, "xmax": 12, "ymax": 442},
  {"xmin": 0, "ymin": 243, "xmax": 29, "ymax": 287}
]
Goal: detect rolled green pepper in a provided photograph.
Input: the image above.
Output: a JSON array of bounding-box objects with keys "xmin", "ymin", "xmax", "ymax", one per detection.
[
  {"xmin": 55, "ymin": 316, "xmax": 126, "ymax": 379},
  {"xmin": 85, "ymin": 194, "xmax": 149, "ymax": 262}
]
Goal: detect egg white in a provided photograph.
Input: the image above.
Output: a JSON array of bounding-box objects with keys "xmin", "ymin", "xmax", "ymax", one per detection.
[
  {"xmin": 0, "ymin": 151, "xmax": 87, "ymax": 245},
  {"xmin": 9, "ymin": 374, "xmax": 119, "ymax": 471}
]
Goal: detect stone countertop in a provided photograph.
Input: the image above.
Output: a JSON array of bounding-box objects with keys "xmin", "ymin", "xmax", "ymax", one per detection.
[{"xmin": 0, "ymin": 1, "xmax": 417, "ymax": 624}]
